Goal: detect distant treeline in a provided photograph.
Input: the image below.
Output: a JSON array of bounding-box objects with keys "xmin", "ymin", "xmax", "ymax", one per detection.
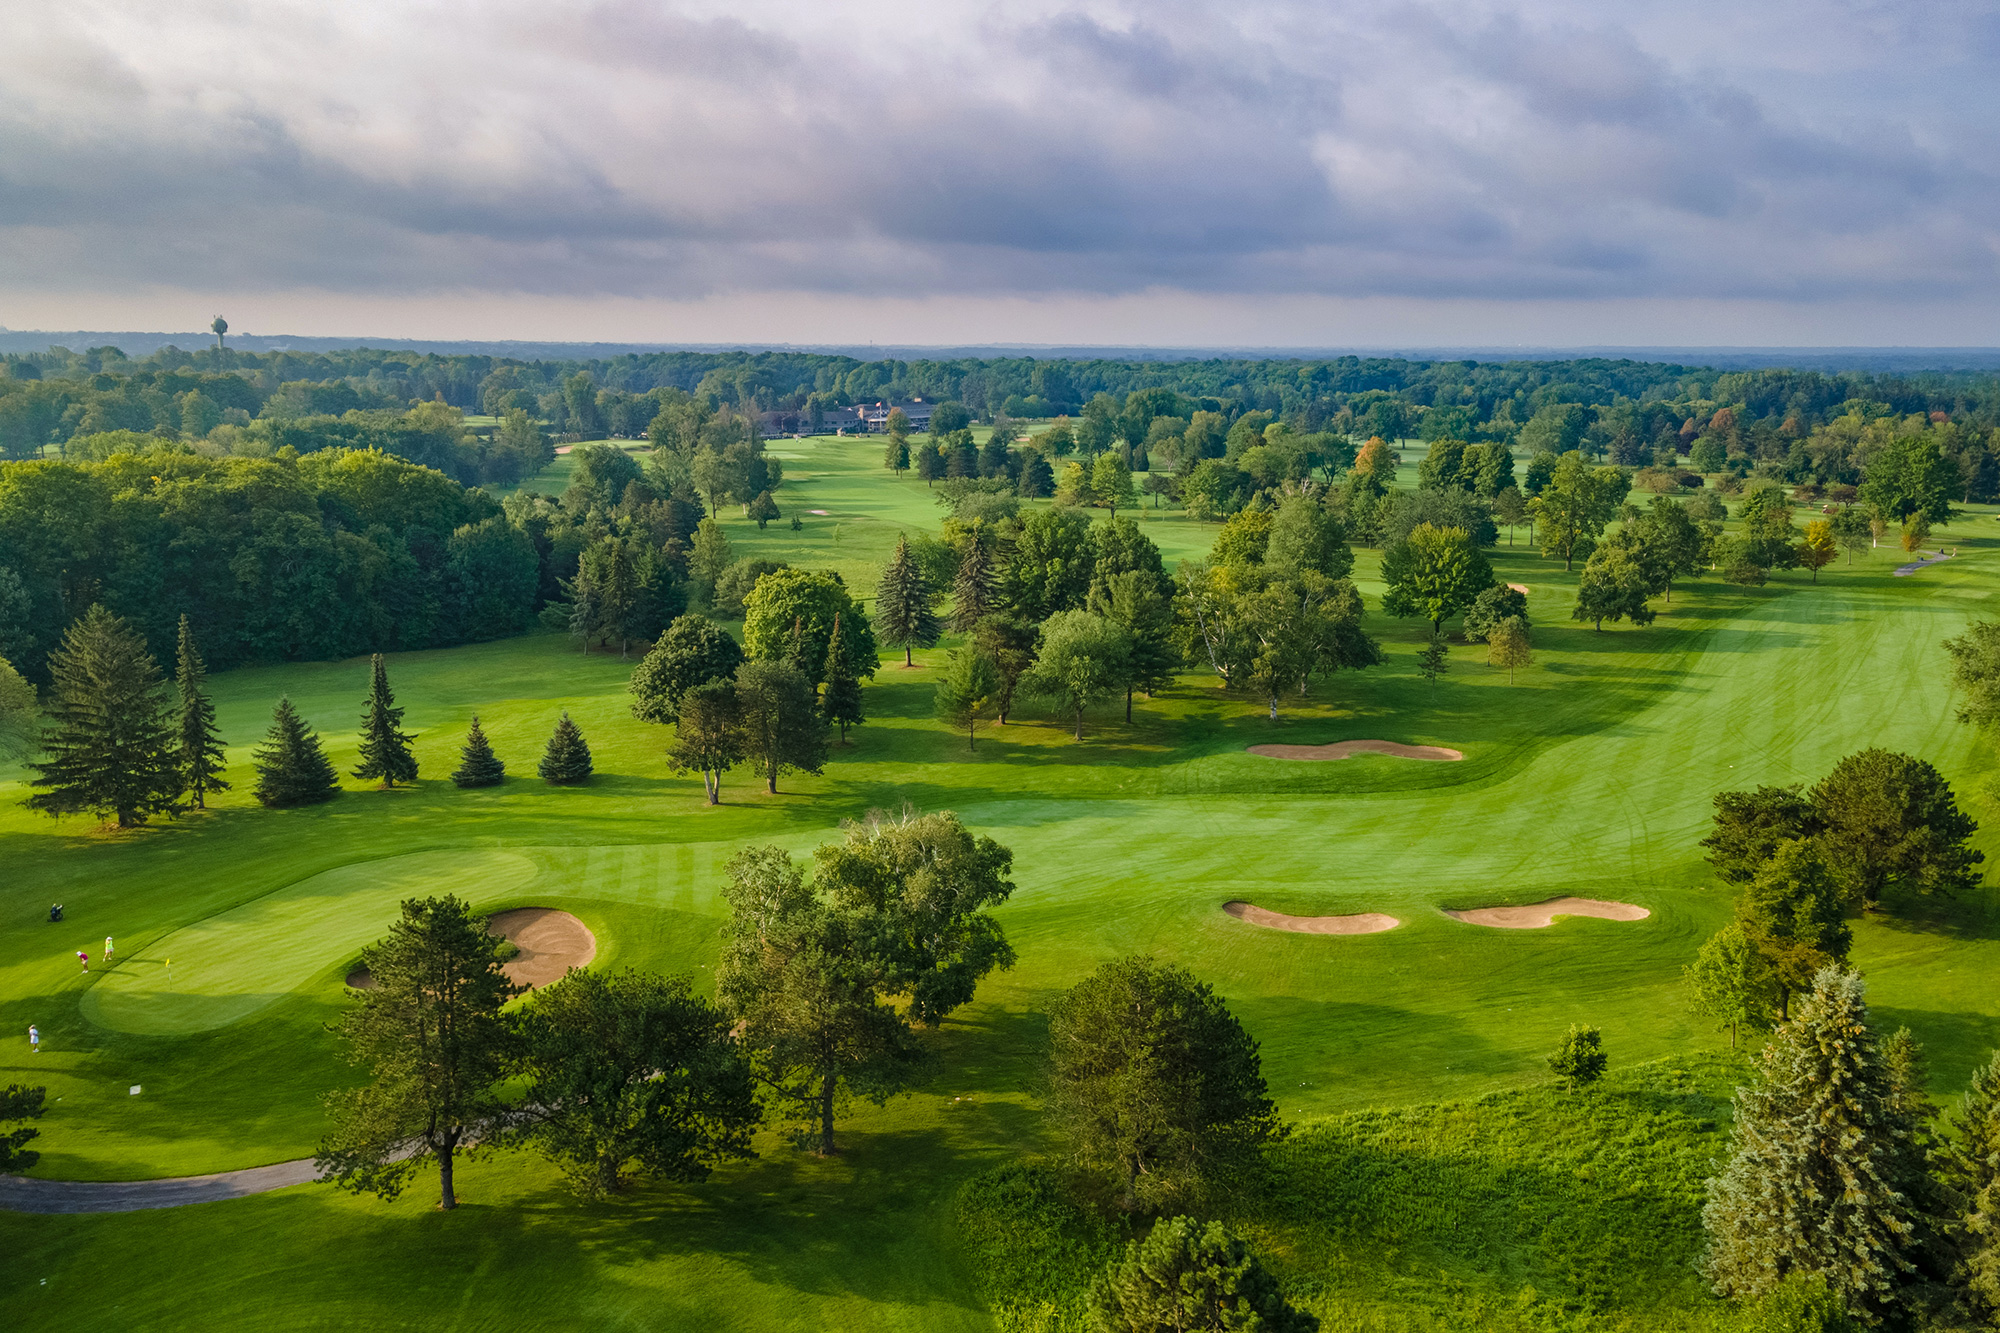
[{"xmin": 8, "ymin": 344, "xmax": 2000, "ymax": 465}]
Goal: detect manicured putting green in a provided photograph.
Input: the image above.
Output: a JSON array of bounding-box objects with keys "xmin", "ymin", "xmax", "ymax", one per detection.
[{"xmin": 82, "ymin": 850, "xmax": 537, "ymax": 1035}]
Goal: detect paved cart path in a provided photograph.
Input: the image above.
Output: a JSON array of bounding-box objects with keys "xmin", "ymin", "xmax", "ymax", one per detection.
[{"xmin": 0, "ymin": 1158, "xmax": 318, "ymax": 1213}]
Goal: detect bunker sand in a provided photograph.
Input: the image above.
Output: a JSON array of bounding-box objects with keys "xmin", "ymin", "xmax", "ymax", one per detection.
[
  {"xmin": 1224, "ymin": 901, "xmax": 1400, "ymax": 934},
  {"xmin": 1247, "ymin": 740, "xmax": 1464, "ymax": 762},
  {"xmin": 348, "ymin": 907, "xmax": 596, "ymax": 990},
  {"xmin": 1443, "ymin": 897, "xmax": 1650, "ymax": 929}
]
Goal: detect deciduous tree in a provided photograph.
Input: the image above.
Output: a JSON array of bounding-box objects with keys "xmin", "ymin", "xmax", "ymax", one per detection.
[
  {"xmin": 318, "ymin": 896, "xmax": 519, "ymax": 1211},
  {"xmin": 513, "ymin": 968, "xmax": 760, "ymax": 1197},
  {"xmin": 668, "ymin": 680, "xmax": 743, "ymax": 804},
  {"xmin": 1797, "ymin": 520, "xmax": 1837, "ymax": 583},
  {"xmin": 1380, "ymin": 523, "xmax": 1493, "ymax": 635},
  {"xmin": 741, "ymin": 568, "xmax": 876, "ymax": 690},
  {"xmin": 1547, "ymin": 1024, "xmax": 1607, "ymax": 1087},
  {"xmin": 1738, "ymin": 839, "xmax": 1851, "ymax": 1020},
  {"xmin": 1023, "ymin": 609, "xmax": 1132, "ymax": 740},
  {"xmin": 1047, "ymin": 956, "xmax": 1281, "ymax": 1211},
  {"xmin": 1810, "ymin": 748, "xmax": 1982, "ymax": 909},
  {"xmin": 0, "ymin": 1083, "xmax": 46, "ymax": 1173},
  {"xmin": 1703, "ymin": 785, "xmax": 1819, "ymax": 885},
  {"xmin": 1572, "ymin": 545, "xmax": 1657, "ymax": 631},
  {"xmin": 1685, "ymin": 922, "xmax": 1771, "ymax": 1049},
  {"xmin": 1529, "ymin": 452, "xmax": 1620, "ymax": 570},
  {"xmin": 974, "ymin": 613, "xmax": 1040, "ymax": 724},
  {"xmin": 1089, "ymin": 569, "xmax": 1180, "ymax": 721},
  {"xmin": 734, "ymin": 659, "xmax": 826, "ymax": 794},
  {"xmin": 629, "ymin": 615, "xmax": 745, "ymax": 725},
  {"xmin": 1487, "ymin": 616, "xmax": 1532, "ymax": 683}
]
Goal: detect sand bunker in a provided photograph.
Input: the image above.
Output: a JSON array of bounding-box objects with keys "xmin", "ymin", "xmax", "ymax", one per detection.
[
  {"xmin": 1224, "ymin": 901, "xmax": 1399, "ymax": 935},
  {"xmin": 1443, "ymin": 896, "xmax": 1649, "ymax": 929},
  {"xmin": 487, "ymin": 908, "xmax": 598, "ymax": 987},
  {"xmin": 1508, "ymin": 583, "xmax": 1530, "ymax": 595},
  {"xmin": 347, "ymin": 907, "xmax": 597, "ymax": 991},
  {"xmin": 1247, "ymin": 740, "xmax": 1464, "ymax": 762}
]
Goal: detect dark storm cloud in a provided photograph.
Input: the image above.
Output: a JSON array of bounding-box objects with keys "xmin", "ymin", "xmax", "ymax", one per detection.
[{"xmin": 0, "ymin": 0, "xmax": 1993, "ymax": 306}]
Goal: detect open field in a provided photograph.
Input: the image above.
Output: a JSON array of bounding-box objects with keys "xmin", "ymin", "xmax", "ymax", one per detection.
[{"xmin": 2, "ymin": 434, "xmax": 1997, "ymax": 1329}]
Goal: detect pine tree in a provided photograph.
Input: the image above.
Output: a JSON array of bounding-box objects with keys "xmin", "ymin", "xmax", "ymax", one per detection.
[
  {"xmin": 26, "ymin": 605, "xmax": 179, "ymax": 827},
  {"xmin": 451, "ymin": 716, "xmax": 505, "ymax": 788},
  {"xmin": 1702, "ymin": 966, "xmax": 1938, "ymax": 1323},
  {"xmin": 173, "ymin": 615, "xmax": 229, "ymax": 808},
  {"xmin": 602, "ymin": 540, "xmax": 638, "ymax": 657},
  {"xmin": 820, "ymin": 612, "xmax": 865, "ymax": 744},
  {"xmin": 875, "ymin": 533, "xmax": 940, "ymax": 666},
  {"xmin": 352, "ymin": 654, "xmax": 418, "ymax": 787},
  {"xmin": 565, "ymin": 556, "xmax": 604, "ymax": 653},
  {"xmin": 950, "ymin": 538, "xmax": 997, "ymax": 632},
  {"xmin": 539, "ymin": 712, "xmax": 594, "ymax": 784},
  {"xmin": 253, "ymin": 697, "xmax": 340, "ymax": 807},
  {"xmin": 883, "ymin": 433, "xmax": 909, "ymax": 474},
  {"xmin": 1946, "ymin": 1051, "xmax": 2000, "ymax": 1319}
]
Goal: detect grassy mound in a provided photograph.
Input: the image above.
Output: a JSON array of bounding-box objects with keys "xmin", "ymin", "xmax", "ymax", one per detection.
[{"xmin": 958, "ymin": 1055, "xmax": 1747, "ymax": 1333}]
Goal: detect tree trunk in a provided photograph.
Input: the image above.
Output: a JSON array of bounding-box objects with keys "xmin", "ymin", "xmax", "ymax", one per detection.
[
  {"xmin": 438, "ymin": 1140, "xmax": 458, "ymax": 1210},
  {"xmin": 904, "ymin": 645, "xmax": 913, "ymax": 666},
  {"xmin": 767, "ymin": 761, "xmax": 777, "ymax": 794},
  {"xmin": 1125, "ymin": 687, "xmax": 1133, "ymax": 722},
  {"xmin": 1073, "ymin": 704, "xmax": 1084, "ymax": 741},
  {"xmin": 704, "ymin": 771, "xmax": 720, "ymax": 805},
  {"xmin": 818, "ymin": 1071, "xmax": 838, "ymax": 1155},
  {"xmin": 1268, "ymin": 695, "xmax": 1277, "ymax": 721},
  {"xmin": 968, "ymin": 717, "xmax": 976, "ymax": 751}
]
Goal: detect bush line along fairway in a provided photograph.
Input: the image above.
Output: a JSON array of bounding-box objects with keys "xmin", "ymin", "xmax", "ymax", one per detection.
[{"xmin": 0, "ymin": 434, "xmax": 1996, "ymax": 1332}]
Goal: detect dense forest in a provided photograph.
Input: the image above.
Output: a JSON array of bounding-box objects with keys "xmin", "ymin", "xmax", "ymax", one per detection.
[{"xmin": 0, "ymin": 345, "xmax": 1994, "ymax": 684}]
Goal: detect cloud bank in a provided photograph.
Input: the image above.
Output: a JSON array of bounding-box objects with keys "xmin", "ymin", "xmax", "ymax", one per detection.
[{"xmin": 2, "ymin": 0, "xmax": 1995, "ymax": 341}]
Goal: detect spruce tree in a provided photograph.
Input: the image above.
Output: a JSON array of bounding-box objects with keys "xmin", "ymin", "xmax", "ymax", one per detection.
[
  {"xmin": 950, "ymin": 537, "xmax": 997, "ymax": 632},
  {"xmin": 253, "ymin": 697, "xmax": 341, "ymax": 807},
  {"xmin": 820, "ymin": 612, "xmax": 865, "ymax": 744},
  {"xmin": 875, "ymin": 533, "xmax": 939, "ymax": 666},
  {"xmin": 1946, "ymin": 1051, "xmax": 2000, "ymax": 1319},
  {"xmin": 26, "ymin": 605, "xmax": 179, "ymax": 827},
  {"xmin": 539, "ymin": 712, "xmax": 594, "ymax": 784},
  {"xmin": 1702, "ymin": 965, "xmax": 1938, "ymax": 1323},
  {"xmin": 451, "ymin": 716, "xmax": 505, "ymax": 788},
  {"xmin": 173, "ymin": 615, "xmax": 229, "ymax": 808},
  {"xmin": 352, "ymin": 654, "xmax": 418, "ymax": 787}
]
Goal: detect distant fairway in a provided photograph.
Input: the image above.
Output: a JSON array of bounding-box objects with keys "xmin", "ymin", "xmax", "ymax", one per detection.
[{"xmin": 1, "ymin": 433, "xmax": 1995, "ymax": 1331}]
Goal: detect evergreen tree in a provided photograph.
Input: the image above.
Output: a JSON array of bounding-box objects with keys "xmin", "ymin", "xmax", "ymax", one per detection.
[
  {"xmin": 1703, "ymin": 966, "xmax": 1939, "ymax": 1323},
  {"xmin": 875, "ymin": 533, "xmax": 940, "ymax": 666},
  {"xmin": 747, "ymin": 490, "xmax": 780, "ymax": 529},
  {"xmin": 950, "ymin": 537, "xmax": 998, "ymax": 632},
  {"xmin": 1945, "ymin": 1051, "xmax": 2000, "ymax": 1320},
  {"xmin": 539, "ymin": 712, "xmax": 594, "ymax": 784},
  {"xmin": 26, "ymin": 605, "xmax": 179, "ymax": 827},
  {"xmin": 318, "ymin": 895, "xmax": 518, "ymax": 1210},
  {"xmin": 451, "ymin": 716, "xmax": 505, "ymax": 788},
  {"xmin": 1091, "ymin": 1216, "xmax": 1318, "ymax": 1333},
  {"xmin": 883, "ymin": 432, "xmax": 909, "ymax": 474},
  {"xmin": 934, "ymin": 646, "xmax": 1000, "ymax": 750},
  {"xmin": 820, "ymin": 612, "xmax": 865, "ymax": 744},
  {"xmin": 254, "ymin": 697, "xmax": 341, "ymax": 807},
  {"xmin": 172, "ymin": 615, "xmax": 229, "ymax": 809},
  {"xmin": 352, "ymin": 654, "xmax": 418, "ymax": 787},
  {"xmin": 565, "ymin": 555, "xmax": 605, "ymax": 653}
]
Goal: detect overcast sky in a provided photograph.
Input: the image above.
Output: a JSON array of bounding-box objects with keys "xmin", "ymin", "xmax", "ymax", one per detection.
[{"xmin": 3, "ymin": 0, "xmax": 1996, "ymax": 346}]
